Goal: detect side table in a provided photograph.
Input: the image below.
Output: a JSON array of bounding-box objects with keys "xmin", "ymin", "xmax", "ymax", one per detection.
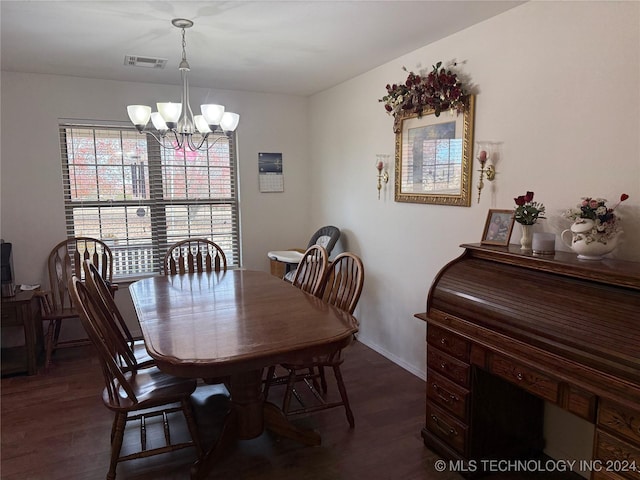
[{"xmin": 1, "ymin": 290, "xmax": 44, "ymax": 376}]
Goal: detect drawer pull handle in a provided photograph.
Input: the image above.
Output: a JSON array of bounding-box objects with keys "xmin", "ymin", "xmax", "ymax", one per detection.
[
  {"xmin": 433, "ymin": 383, "xmax": 459, "ymax": 404},
  {"xmin": 516, "ymin": 372, "xmax": 523, "ymax": 381},
  {"xmin": 440, "ymin": 338, "xmax": 447, "ymax": 345},
  {"xmin": 431, "ymin": 414, "xmax": 458, "ymax": 437},
  {"xmin": 440, "ymin": 362, "xmax": 447, "ymax": 370}
]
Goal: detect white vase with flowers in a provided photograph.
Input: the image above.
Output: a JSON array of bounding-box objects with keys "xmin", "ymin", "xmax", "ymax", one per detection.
[
  {"xmin": 514, "ymin": 191, "xmax": 546, "ymax": 251},
  {"xmin": 561, "ymin": 194, "xmax": 629, "ymax": 260}
]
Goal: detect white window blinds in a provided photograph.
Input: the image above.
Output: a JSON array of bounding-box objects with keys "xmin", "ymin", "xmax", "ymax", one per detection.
[{"xmin": 60, "ymin": 124, "xmax": 240, "ymax": 278}]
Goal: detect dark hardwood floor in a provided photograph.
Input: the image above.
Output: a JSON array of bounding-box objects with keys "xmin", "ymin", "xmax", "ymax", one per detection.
[{"xmin": 1, "ymin": 341, "xmax": 582, "ymax": 480}]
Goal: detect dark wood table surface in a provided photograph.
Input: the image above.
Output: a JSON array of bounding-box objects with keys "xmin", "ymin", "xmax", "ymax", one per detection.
[{"xmin": 129, "ymin": 269, "xmax": 359, "ymax": 479}]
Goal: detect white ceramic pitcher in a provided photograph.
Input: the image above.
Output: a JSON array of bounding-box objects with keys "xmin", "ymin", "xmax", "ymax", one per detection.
[{"xmin": 561, "ymin": 219, "xmax": 620, "ymax": 260}]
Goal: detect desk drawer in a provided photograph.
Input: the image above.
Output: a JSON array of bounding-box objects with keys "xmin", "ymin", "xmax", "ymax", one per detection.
[
  {"xmin": 490, "ymin": 355, "xmax": 559, "ymax": 403},
  {"xmin": 594, "ymin": 430, "xmax": 640, "ymax": 480},
  {"xmin": 598, "ymin": 400, "xmax": 640, "ymax": 446},
  {"xmin": 562, "ymin": 384, "xmax": 597, "ymax": 422},
  {"xmin": 427, "ymin": 347, "xmax": 470, "ymax": 387},
  {"xmin": 426, "ymin": 403, "xmax": 467, "ymax": 455},
  {"xmin": 427, "ymin": 324, "xmax": 470, "ymax": 362},
  {"xmin": 427, "ymin": 369, "xmax": 469, "ymax": 420}
]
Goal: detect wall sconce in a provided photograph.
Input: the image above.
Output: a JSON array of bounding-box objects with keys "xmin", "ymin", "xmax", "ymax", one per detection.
[
  {"xmin": 376, "ymin": 154, "xmax": 390, "ymax": 200},
  {"xmin": 475, "ymin": 141, "xmax": 499, "ymax": 203}
]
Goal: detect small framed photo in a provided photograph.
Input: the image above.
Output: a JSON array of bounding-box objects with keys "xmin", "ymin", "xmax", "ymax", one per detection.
[{"xmin": 481, "ymin": 209, "xmax": 515, "ymax": 246}]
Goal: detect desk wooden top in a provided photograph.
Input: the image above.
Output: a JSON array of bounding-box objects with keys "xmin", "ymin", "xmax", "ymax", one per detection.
[{"xmin": 130, "ymin": 270, "xmax": 359, "ymax": 378}]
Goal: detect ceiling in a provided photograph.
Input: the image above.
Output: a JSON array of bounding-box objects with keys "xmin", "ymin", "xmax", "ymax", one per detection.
[{"xmin": 1, "ymin": 1, "xmax": 523, "ymax": 97}]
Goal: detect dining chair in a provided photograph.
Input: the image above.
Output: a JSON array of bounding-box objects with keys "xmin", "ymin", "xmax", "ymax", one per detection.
[
  {"xmin": 40, "ymin": 236, "xmax": 115, "ymax": 371},
  {"xmin": 291, "ymin": 244, "xmax": 329, "ymax": 296},
  {"xmin": 265, "ymin": 252, "xmax": 364, "ymax": 427},
  {"xmin": 164, "ymin": 238, "xmax": 227, "ymax": 275},
  {"xmin": 68, "ymin": 276, "xmax": 203, "ymax": 480},
  {"xmin": 83, "ymin": 260, "xmax": 154, "ymax": 370}
]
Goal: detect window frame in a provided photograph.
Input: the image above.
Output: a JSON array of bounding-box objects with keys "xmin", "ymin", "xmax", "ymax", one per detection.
[{"xmin": 59, "ymin": 122, "xmax": 241, "ymax": 279}]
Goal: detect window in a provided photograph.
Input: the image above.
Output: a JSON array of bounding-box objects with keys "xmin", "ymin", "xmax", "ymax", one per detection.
[{"xmin": 60, "ymin": 123, "xmax": 240, "ymax": 278}]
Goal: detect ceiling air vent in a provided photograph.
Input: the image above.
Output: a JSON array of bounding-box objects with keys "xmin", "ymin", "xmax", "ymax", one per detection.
[{"xmin": 124, "ymin": 55, "xmax": 167, "ymax": 69}]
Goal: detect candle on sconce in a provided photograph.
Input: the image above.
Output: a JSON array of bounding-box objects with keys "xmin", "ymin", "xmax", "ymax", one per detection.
[
  {"xmin": 475, "ymin": 141, "xmax": 499, "ymax": 203},
  {"xmin": 532, "ymin": 232, "xmax": 556, "ymax": 255},
  {"xmin": 375, "ymin": 155, "xmax": 389, "ymax": 199}
]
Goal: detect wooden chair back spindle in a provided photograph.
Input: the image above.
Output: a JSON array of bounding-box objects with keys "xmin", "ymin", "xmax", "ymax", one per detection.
[
  {"xmin": 47, "ymin": 237, "xmax": 113, "ymax": 312},
  {"xmin": 164, "ymin": 238, "xmax": 227, "ymax": 275},
  {"xmin": 320, "ymin": 253, "xmax": 364, "ymax": 315},
  {"xmin": 292, "ymin": 245, "xmax": 328, "ymax": 296}
]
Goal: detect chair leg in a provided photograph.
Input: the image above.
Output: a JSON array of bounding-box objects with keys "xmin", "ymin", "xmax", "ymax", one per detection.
[
  {"xmin": 319, "ymin": 366, "xmax": 328, "ymax": 393},
  {"xmin": 263, "ymin": 365, "xmax": 276, "ymax": 399},
  {"xmin": 108, "ymin": 412, "xmax": 127, "ymax": 480},
  {"xmin": 53, "ymin": 319, "xmax": 62, "ymax": 348},
  {"xmin": 282, "ymin": 368, "xmax": 297, "ymax": 415},
  {"xmin": 110, "ymin": 413, "xmax": 119, "ymax": 444},
  {"xmin": 308, "ymin": 367, "xmax": 322, "ymax": 394},
  {"xmin": 333, "ymin": 364, "xmax": 355, "ymax": 428},
  {"xmin": 181, "ymin": 398, "xmax": 203, "ymax": 458},
  {"xmin": 44, "ymin": 319, "xmax": 58, "ymax": 371}
]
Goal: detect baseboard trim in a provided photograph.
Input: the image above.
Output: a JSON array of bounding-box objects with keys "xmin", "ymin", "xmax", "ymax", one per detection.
[{"xmin": 356, "ymin": 337, "xmax": 426, "ymax": 381}]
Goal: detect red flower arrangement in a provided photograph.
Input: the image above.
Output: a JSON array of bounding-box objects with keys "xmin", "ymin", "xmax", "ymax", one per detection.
[
  {"xmin": 379, "ymin": 61, "xmax": 468, "ymax": 119},
  {"xmin": 514, "ymin": 191, "xmax": 546, "ymax": 225}
]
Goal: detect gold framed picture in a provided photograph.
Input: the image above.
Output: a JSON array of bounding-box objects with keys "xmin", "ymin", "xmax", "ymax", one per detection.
[{"xmin": 394, "ymin": 95, "xmax": 475, "ymax": 206}]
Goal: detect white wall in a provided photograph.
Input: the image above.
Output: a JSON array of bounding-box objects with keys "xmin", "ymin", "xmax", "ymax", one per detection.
[{"xmin": 308, "ymin": 1, "xmax": 640, "ymax": 379}]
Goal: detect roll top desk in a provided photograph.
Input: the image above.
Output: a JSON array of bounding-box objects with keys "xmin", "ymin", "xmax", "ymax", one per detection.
[{"xmin": 416, "ymin": 244, "xmax": 640, "ymax": 479}]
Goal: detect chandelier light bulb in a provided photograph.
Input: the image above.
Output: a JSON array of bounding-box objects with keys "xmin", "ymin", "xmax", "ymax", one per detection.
[
  {"xmin": 201, "ymin": 104, "xmax": 225, "ymax": 127},
  {"xmin": 156, "ymin": 102, "xmax": 182, "ymax": 129},
  {"xmin": 194, "ymin": 115, "xmax": 212, "ymax": 134},
  {"xmin": 220, "ymin": 112, "xmax": 240, "ymax": 133},
  {"xmin": 127, "ymin": 105, "xmax": 151, "ymax": 131},
  {"xmin": 151, "ymin": 112, "xmax": 169, "ymax": 132}
]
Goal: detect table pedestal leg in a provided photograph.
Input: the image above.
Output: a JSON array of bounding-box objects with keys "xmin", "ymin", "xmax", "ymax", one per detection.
[
  {"xmin": 190, "ymin": 369, "xmax": 321, "ymax": 479},
  {"xmin": 263, "ymin": 402, "xmax": 321, "ymax": 446}
]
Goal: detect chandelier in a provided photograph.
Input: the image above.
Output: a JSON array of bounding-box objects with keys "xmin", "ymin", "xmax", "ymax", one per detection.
[{"xmin": 126, "ymin": 18, "xmax": 239, "ymax": 152}]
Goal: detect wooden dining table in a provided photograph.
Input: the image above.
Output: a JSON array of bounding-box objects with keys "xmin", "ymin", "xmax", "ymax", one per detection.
[{"xmin": 129, "ymin": 269, "xmax": 359, "ymax": 479}]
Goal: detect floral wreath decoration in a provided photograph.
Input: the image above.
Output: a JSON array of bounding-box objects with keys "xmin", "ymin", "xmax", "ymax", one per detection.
[{"xmin": 379, "ymin": 61, "xmax": 471, "ymax": 132}]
